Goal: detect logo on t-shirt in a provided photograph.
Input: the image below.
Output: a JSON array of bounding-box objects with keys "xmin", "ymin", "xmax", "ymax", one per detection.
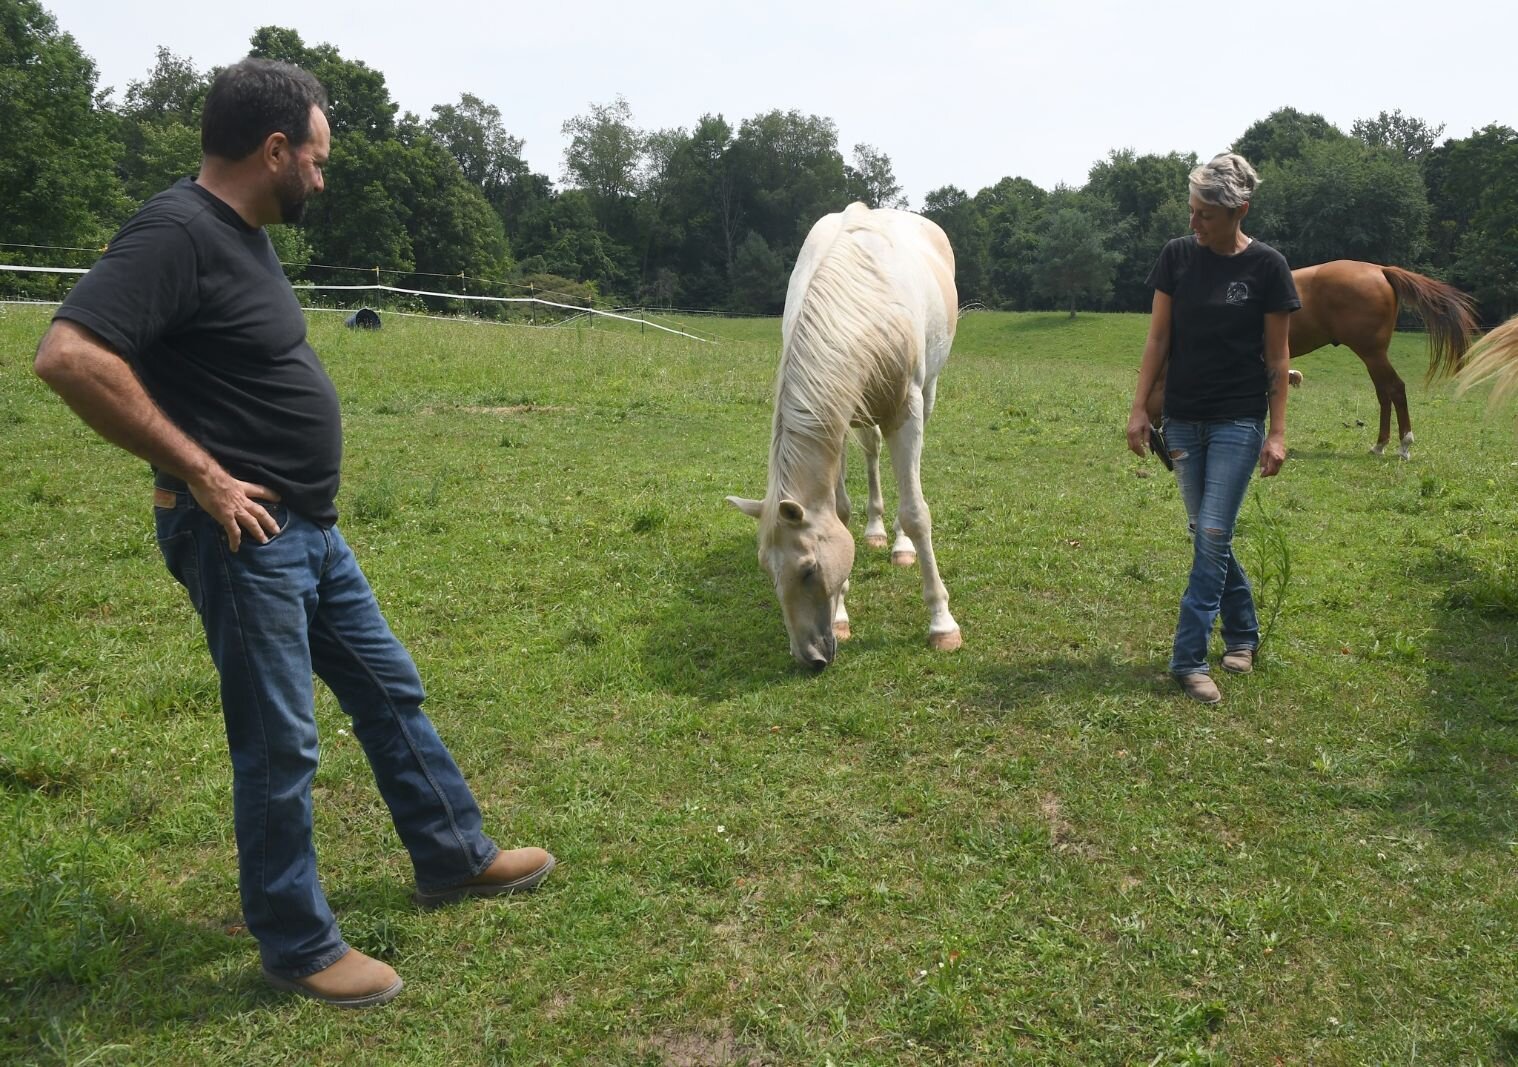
[{"xmin": 1225, "ymin": 281, "xmax": 1250, "ymax": 306}]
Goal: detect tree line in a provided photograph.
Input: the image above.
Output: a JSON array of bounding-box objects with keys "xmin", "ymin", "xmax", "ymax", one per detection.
[{"xmin": 4, "ymin": 0, "xmax": 1515, "ymax": 322}]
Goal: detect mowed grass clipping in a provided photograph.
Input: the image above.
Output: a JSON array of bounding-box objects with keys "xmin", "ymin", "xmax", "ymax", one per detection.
[{"xmin": 2, "ymin": 301, "xmax": 1517, "ymax": 1065}]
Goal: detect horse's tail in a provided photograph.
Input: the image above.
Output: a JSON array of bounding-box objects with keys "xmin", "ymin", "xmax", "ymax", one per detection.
[
  {"xmin": 1456, "ymin": 315, "xmax": 1518, "ymax": 410},
  {"xmin": 1380, "ymin": 266, "xmax": 1479, "ymax": 382}
]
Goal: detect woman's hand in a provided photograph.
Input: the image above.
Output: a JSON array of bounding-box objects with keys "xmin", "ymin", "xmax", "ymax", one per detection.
[
  {"xmin": 1259, "ymin": 431, "xmax": 1286, "ymax": 477},
  {"xmin": 1126, "ymin": 409, "xmax": 1153, "ymax": 458}
]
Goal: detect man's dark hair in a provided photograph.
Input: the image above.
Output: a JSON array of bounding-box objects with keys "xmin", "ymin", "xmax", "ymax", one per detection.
[{"xmin": 202, "ymin": 57, "xmax": 329, "ymax": 161}]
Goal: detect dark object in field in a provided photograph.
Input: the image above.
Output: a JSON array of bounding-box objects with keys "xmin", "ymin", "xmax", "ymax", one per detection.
[
  {"xmin": 1149, "ymin": 424, "xmax": 1173, "ymax": 471},
  {"xmin": 346, "ymin": 307, "xmax": 381, "ymax": 330}
]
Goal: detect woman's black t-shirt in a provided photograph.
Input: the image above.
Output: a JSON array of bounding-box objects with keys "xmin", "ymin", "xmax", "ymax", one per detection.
[{"xmin": 1147, "ymin": 235, "xmax": 1300, "ymax": 422}]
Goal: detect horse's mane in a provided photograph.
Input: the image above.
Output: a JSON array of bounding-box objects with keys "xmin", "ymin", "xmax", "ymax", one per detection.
[{"xmin": 769, "ymin": 213, "xmax": 917, "ymax": 497}]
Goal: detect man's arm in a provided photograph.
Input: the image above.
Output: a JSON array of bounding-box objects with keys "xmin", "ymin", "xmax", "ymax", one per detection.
[{"xmin": 35, "ymin": 319, "xmax": 280, "ymax": 551}]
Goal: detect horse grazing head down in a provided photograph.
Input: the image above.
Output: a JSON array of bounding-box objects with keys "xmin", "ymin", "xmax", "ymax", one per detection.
[{"xmin": 726, "ymin": 494, "xmax": 854, "ymax": 670}]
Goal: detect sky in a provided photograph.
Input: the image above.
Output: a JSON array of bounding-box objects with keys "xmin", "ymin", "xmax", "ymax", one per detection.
[{"xmin": 42, "ymin": 0, "xmax": 1518, "ymax": 205}]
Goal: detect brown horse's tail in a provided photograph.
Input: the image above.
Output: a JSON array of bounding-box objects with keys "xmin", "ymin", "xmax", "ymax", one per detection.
[
  {"xmin": 1380, "ymin": 266, "xmax": 1479, "ymax": 382},
  {"xmin": 1456, "ymin": 315, "xmax": 1518, "ymax": 410}
]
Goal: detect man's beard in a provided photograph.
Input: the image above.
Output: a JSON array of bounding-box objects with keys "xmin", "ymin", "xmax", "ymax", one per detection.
[{"xmin": 277, "ymin": 164, "xmax": 309, "ymax": 225}]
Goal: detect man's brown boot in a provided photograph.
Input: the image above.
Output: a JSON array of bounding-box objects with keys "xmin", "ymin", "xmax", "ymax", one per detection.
[
  {"xmin": 413, "ymin": 846, "xmax": 556, "ymax": 908},
  {"xmin": 262, "ymin": 948, "xmax": 403, "ymax": 1008},
  {"xmin": 1221, "ymin": 647, "xmax": 1255, "ymax": 674},
  {"xmin": 1175, "ymin": 672, "xmax": 1221, "ymax": 704}
]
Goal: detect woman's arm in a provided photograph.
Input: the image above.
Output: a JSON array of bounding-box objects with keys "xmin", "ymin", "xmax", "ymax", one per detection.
[
  {"xmin": 1126, "ymin": 289, "xmax": 1172, "ymax": 457},
  {"xmin": 1259, "ymin": 310, "xmax": 1291, "ymax": 476}
]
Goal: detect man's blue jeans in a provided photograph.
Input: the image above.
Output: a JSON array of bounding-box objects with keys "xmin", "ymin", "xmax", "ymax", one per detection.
[
  {"xmin": 1162, "ymin": 417, "xmax": 1263, "ymax": 677},
  {"xmin": 154, "ymin": 486, "xmax": 498, "ymax": 978}
]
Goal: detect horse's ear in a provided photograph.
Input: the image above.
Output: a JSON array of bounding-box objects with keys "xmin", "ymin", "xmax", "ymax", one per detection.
[
  {"xmin": 725, "ymin": 495, "xmax": 764, "ymax": 520},
  {"xmin": 777, "ymin": 499, "xmax": 806, "ymax": 524}
]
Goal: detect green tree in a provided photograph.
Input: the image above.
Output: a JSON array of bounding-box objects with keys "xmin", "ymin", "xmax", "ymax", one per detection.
[
  {"xmin": 1352, "ymin": 109, "xmax": 1445, "ymax": 163},
  {"xmin": 1251, "ymin": 138, "xmax": 1429, "ymax": 268},
  {"xmin": 1084, "ymin": 149, "xmax": 1195, "ymax": 310},
  {"xmin": 1032, "ymin": 196, "xmax": 1119, "ymax": 317},
  {"xmin": 729, "ymin": 110, "xmax": 849, "ymax": 258},
  {"xmin": 113, "ymin": 48, "xmax": 208, "ymax": 203},
  {"xmin": 1232, "ymin": 107, "xmax": 1347, "ymax": 166},
  {"xmin": 976, "ymin": 176, "xmax": 1046, "ymax": 310},
  {"xmin": 845, "ymin": 143, "xmax": 905, "ymax": 209},
  {"xmin": 248, "ymin": 26, "xmax": 397, "ymax": 139},
  {"xmin": 0, "ymin": 0, "xmax": 128, "ymax": 264},
  {"xmin": 1426, "ymin": 125, "xmax": 1518, "ymax": 316},
  {"xmin": 729, "ymin": 231, "xmax": 787, "ymax": 314},
  {"xmin": 427, "ymin": 93, "xmax": 525, "ymax": 203},
  {"xmin": 922, "ymin": 185, "xmax": 990, "ymax": 305},
  {"xmin": 561, "ymin": 95, "xmax": 645, "ymax": 226}
]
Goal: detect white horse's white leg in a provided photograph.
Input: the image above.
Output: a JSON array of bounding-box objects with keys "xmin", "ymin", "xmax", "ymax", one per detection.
[
  {"xmin": 889, "ymin": 378, "xmax": 939, "ymax": 566},
  {"xmin": 853, "ymin": 424, "xmax": 889, "ymax": 549},
  {"xmin": 886, "ymin": 393, "xmax": 959, "ymax": 650},
  {"xmin": 834, "ymin": 449, "xmax": 851, "ymax": 526},
  {"xmin": 833, "ymin": 577, "xmax": 851, "ymax": 641}
]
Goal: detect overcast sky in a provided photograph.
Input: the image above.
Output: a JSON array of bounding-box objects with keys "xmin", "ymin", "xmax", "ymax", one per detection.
[{"xmin": 43, "ymin": 0, "xmax": 1517, "ymax": 204}]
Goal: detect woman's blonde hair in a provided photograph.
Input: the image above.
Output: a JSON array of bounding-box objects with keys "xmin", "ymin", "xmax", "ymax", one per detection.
[{"xmin": 1188, "ymin": 152, "xmax": 1259, "ymax": 209}]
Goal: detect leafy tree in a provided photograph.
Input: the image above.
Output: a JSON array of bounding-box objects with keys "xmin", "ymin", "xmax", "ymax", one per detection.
[
  {"xmin": 977, "ymin": 176, "xmax": 1046, "ymax": 309},
  {"xmin": 922, "ymin": 185, "xmax": 990, "ymax": 305},
  {"xmin": 1250, "ymin": 138, "xmax": 1428, "ymax": 268},
  {"xmin": 1232, "ymin": 107, "xmax": 1347, "ymax": 167},
  {"xmin": 561, "ymin": 95, "xmax": 645, "ymax": 224},
  {"xmin": 0, "ymin": 0, "xmax": 128, "ymax": 264},
  {"xmin": 729, "ymin": 110, "xmax": 849, "ymax": 257},
  {"xmin": 1352, "ymin": 109, "xmax": 1445, "ymax": 163},
  {"xmin": 1084, "ymin": 149, "xmax": 1195, "ymax": 310},
  {"xmin": 248, "ymin": 26, "xmax": 397, "ymax": 139},
  {"xmin": 112, "ymin": 47, "xmax": 208, "ymax": 203},
  {"xmin": 1425, "ymin": 125, "xmax": 1518, "ymax": 316},
  {"xmin": 845, "ymin": 143, "xmax": 906, "ymax": 209},
  {"xmin": 729, "ymin": 231, "xmax": 787, "ymax": 314},
  {"xmin": 427, "ymin": 93, "xmax": 525, "ymax": 203},
  {"xmin": 1032, "ymin": 196, "xmax": 1119, "ymax": 317}
]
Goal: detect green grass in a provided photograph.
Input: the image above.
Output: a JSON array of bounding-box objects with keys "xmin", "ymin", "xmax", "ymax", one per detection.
[{"xmin": 3, "ymin": 300, "xmax": 1517, "ymax": 1065}]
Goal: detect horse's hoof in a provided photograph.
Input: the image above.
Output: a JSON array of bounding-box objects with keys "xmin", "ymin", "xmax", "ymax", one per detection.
[
  {"xmin": 928, "ymin": 629, "xmax": 962, "ymax": 652},
  {"xmin": 890, "ymin": 551, "xmax": 916, "ymax": 567},
  {"xmin": 1369, "ymin": 443, "xmax": 1387, "ymax": 456},
  {"xmin": 864, "ymin": 535, "xmax": 889, "ymax": 550},
  {"xmin": 833, "ymin": 621, "xmax": 852, "ymax": 641}
]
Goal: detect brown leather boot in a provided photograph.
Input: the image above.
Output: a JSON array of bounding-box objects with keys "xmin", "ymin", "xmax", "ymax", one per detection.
[
  {"xmin": 262, "ymin": 948, "xmax": 403, "ymax": 1008},
  {"xmin": 1221, "ymin": 647, "xmax": 1255, "ymax": 674},
  {"xmin": 413, "ymin": 847, "xmax": 556, "ymax": 908},
  {"xmin": 1175, "ymin": 672, "xmax": 1221, "ymax": 704}
]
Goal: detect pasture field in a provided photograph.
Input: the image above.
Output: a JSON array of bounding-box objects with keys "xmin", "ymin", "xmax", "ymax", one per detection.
[{"xmin": 2, "ymin": 301, "xmax": 1517, "ymax": 1065}]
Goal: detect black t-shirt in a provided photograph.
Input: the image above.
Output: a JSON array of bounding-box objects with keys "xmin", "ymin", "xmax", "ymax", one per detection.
[
  {"xmin": 54, "ymin": 179, "xmax": 343, "ymax": 524},
  {"xmin": 1146, "ymin": 235, "xmax": 1300, "ymax": 422}
]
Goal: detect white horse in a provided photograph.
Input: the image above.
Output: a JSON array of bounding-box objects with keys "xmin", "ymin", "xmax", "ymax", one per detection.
[{"xmin": 727, "ymin": 202, "xmax": 961, "ymax": 669}]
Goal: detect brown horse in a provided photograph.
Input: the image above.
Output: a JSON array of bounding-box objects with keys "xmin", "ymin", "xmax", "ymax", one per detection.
[
  {"xmin": 1148, "ymin": 261, "xmax": 1478, "ymax": 459},
  {"xmin": 1456, "ymin": 314, "xmax": 1518, "ymax": 410}
]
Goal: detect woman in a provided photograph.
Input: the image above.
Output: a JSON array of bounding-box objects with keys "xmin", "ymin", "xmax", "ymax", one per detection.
[{"xmin": 1126, "ymin": 153, "xmax": 1299, "ymax": 704}]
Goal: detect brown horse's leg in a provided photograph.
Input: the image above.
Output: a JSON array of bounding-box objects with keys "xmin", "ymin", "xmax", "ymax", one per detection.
[{"xmin": 1359, "ymin": 349, "xmax": 1412, "ymax": 458}]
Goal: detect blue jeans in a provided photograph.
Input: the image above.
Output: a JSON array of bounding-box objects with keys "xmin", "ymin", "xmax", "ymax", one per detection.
[
  {"xmin": 1162, "ymin": 417, "xmax": 1263, "ymax": 677},
  {"xmin": 154, "ymin": 485, "xmax": 498, "ymax": 977}
]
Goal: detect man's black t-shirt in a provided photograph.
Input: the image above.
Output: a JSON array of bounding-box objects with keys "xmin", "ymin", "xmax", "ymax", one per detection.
[
  {"xmin": 1146, "ymin": 235, "xmax": 1300, "ymax": 422},
  {"xmin": 54, "ymin": 178, "xmax": 343, "ymax": 524}
]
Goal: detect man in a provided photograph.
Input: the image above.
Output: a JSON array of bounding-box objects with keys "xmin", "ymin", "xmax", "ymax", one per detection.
[{"xmin": 33, "ymin": 57, "xmax": 553, "ymax": 1009}]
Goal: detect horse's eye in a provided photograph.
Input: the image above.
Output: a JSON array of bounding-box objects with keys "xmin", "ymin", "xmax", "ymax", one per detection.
[{"xmin": 800, "ymin": 565, "xmax": 818, "ymax": 583}]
